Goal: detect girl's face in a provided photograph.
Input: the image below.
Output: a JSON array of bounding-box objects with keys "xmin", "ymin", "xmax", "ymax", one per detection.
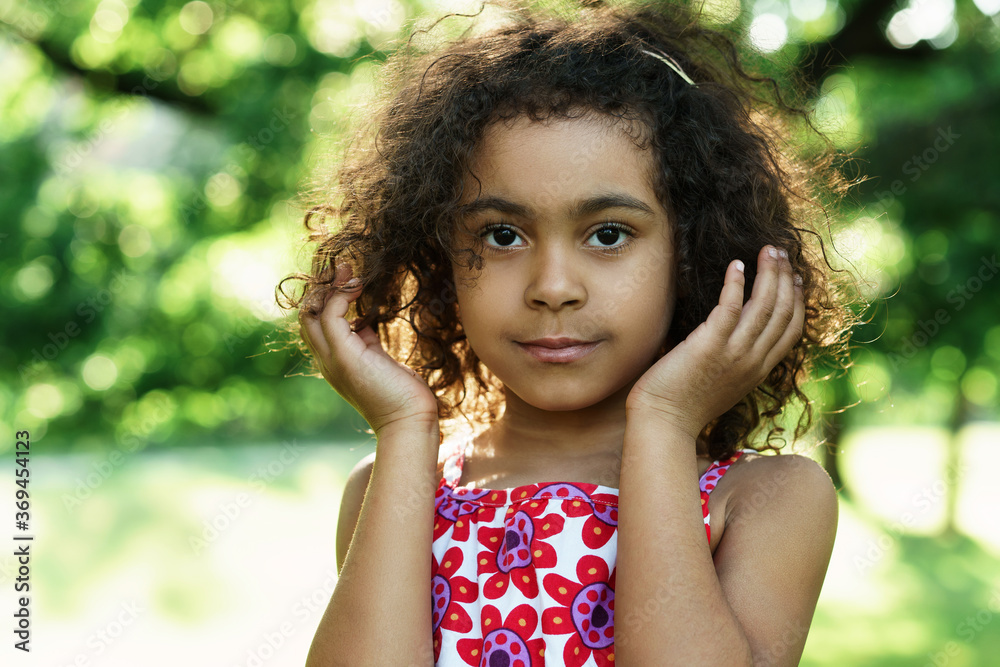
[{"xmin": 453, "ymin": 113, "xmax": 676, "ymax": 412}]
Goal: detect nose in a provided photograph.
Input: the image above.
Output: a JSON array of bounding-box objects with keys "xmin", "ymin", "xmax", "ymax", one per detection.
[{"xmin": 523, "ymin": 244, "xmax": 587, "ymax": 310}]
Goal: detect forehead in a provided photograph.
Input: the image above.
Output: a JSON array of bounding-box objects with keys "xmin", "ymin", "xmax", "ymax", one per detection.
[{"xmin": 460, "ymin": 113, "xmax": 663, "ymax": 217}]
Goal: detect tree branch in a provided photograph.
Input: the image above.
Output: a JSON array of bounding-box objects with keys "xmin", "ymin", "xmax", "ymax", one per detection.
[{"xmin": 30, "ymin": 35, "xmax": 215, "ymax": 116}]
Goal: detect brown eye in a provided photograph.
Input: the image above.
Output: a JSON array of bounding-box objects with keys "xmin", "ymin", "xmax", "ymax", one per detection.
[
  {"xmin": 593, "ymin": 227, "xmax": 623, "ymax": 246},
  {"xmin": 586, "ymin": 221, "xmax": 634, "ymax": 253},
  {"xmin": 480, "ymin": 223, "xmax": 525, "ymax": 250},
  {"xmin": 490, "ymin": 227, "xmax": 518, "ymax": 246}
]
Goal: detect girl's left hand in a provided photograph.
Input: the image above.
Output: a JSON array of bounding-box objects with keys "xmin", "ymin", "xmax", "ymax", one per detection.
[{"xmin": 625, "ymin": 245, "xmax": 805, "ymax": 440}]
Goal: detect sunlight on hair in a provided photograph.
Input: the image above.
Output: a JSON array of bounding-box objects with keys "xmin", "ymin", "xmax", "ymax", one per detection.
[
  {"xmin": 411, "ymin": 0, "xmax": 517, "ymax": 44},
  {"xmin": 748, "ymin": 13, "xmax": 788, "ymax": 52},
  {"xmin": 698, "ymin": 0, "xmax": 743, "ymax": 24},
  {"xmin": 812, "ymin": 73, "xmax": 863, "ymax": 149},
  {"xmin": 831, "ymin": 215, "xmax": 905, "ymax": 302},
  {"xmin": 355, "ymin": 0, "xmax": 407, "ymax": 46},
  {"xmin": 848, "ymin": 357, "xmax": 892, "ymax": 404}
]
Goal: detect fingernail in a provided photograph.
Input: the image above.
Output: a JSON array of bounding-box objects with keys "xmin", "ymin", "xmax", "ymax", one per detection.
[
  {"xmin": 767, "ymin": 246, "xmax": 780, "ymax": 259},
  {"xmin": 734, "ymin": 260, "xmax": 745, "ymax": 273},
  {"xmin": 343, "ymin": 278, "xmax": 361, "ymax": 289},
  {"xmin": 793, "ymin": 273, "xmax": 803, "ymax": 286},
  {"xmin": 778, "ymin": 247, "xmax": 788, "ymax": 259}
]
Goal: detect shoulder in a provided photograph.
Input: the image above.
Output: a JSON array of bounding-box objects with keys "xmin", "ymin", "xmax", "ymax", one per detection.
[
  {"xmin": 336, "ymin": 443, "xmax": 452, "ymax": 573},
  {"xmin": 726, "ymin": 451, "xmax": 839, "ymax": 527},
  {"xmin": 715, "ymin": 451, "xmax": 840, "ymax": 665},
  {"xmin": 348, "ymin": 451, "xmax": 377, "ymax": 484}
]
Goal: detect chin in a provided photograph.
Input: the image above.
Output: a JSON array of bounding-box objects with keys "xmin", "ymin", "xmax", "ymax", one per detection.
[{"xmin": 509, "ymin": 385, "xmax": 622, "ymax": 413}]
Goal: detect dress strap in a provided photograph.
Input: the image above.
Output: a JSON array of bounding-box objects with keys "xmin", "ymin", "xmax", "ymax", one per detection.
[
  {"xmin": 700, "ymin": 449, "xmax": 753, "ymax": 544},
  {"xmin": 440, "ymin": 434, "xmax": 472, "ymax": 489},
  {"xmin": 699, "ymin": 448, "xmax": 754, "ymax": 494}
]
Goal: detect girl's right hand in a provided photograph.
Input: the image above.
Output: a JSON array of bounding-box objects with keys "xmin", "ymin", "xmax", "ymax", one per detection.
[{"xmin": 298, "ymin": 263, "xmax": 439, "ymax": 436}]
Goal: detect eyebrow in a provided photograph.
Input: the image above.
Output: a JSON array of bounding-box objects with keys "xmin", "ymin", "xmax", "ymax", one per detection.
[{"xmin": 457, "ymin": 193, "xmax": 656, "ymax": 219}]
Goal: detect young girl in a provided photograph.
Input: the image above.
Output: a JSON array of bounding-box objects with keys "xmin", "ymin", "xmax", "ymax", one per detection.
[{"xmin": 281, "ymin": 1, "xmax": 853, "ymax": 664}]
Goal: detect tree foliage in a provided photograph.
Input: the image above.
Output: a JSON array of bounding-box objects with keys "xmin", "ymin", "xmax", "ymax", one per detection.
[{"xmin": 1, "ymin": 0, "xmax": 997, "ymax": 453}]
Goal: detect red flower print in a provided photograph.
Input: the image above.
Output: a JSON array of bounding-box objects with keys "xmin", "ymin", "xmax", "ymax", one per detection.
[
  {"xmin": 538, "ymin": 483, "xmax": 619, "ymax": 550},
  {"xmin": 435, "ymin": 484, "xmax": 506, "ymax": 543},
  {"xmin": 541, "ymin": 555, "xmax": 616, "ymax": 667},
  {"xmin": 476, "ymin": 488, "xmax": 565, "ymax": 600},
  {"xmin": 698, "ymin": 452, "xmax": 743, "ymax": 543},
  {"xmin": 456, "ymin": 603, "xmax": 546, "ymax": 667},
  {"xmin": 432, "ymin": 547, "xmax": 478, "ymax": 662}
]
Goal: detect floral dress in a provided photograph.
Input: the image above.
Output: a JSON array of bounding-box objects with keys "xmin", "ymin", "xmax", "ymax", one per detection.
[{"xmin": 430, "ymin": 434, "xmax": 752, "ymax": 666}]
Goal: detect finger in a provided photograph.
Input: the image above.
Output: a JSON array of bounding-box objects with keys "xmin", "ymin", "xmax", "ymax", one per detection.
[
  {"xmin": 299, "ymin": 264, "xmax": 362, "ymax": 359},
  {"xmin": 355, "ymin": 322, "xmax": 382, "ymax": 349},
  {"xmin": 298, "ymin": 306, "xmax": 331, "ymax": 363},
  {"xmin": 762, "ymin": 274, "xmax": 805, "ymax": 372},
  {"xmin": 704, "ymin": 259, "xmax": 747, "ymax": 338},
  {"xmin": 732, "ymin": 245, "xmax": 783, "ymax": 346},
  {"xmin": 318, "ymin": 281, "xmax": 364, "ymax": 355},
  {"xmin": 754, "ymin": 250, "xmax": 796, "ymax": 354}
]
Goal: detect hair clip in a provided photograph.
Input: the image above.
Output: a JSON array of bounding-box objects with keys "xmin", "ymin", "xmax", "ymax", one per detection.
[{"xmin": 640, "ymin": 48, "xmax": 698, "ymax": 88}]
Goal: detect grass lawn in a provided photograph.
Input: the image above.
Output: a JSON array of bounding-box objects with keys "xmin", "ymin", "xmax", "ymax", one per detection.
[{"xmin": 2, "ymin": 424, "xmax": 997, "ymax": 666}]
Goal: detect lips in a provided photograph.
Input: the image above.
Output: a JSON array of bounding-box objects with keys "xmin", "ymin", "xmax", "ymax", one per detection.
[
  {"xmin": 518, "ymin": 337, "xmax": 594, "ymax": 349},
  {"xmin": 516, "ymin": 337, "xmax": 601, "ymax": 363}
]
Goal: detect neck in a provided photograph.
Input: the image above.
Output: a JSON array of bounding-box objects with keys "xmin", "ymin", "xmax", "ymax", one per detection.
[{"xmin": 483, "ymin": 383, "xmax": 632, "ymax": 462}]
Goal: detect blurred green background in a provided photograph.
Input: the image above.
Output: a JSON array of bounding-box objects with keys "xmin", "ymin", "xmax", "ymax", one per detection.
[{"xmin": 1, "ymin": 0, "xmax": 999, "ymax": 664}]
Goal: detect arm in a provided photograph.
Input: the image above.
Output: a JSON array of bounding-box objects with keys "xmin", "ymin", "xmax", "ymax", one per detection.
[
  {"xmin": 296, "ymin": 263, "xmax": 442, "ymax": 666},
  {"xmin": 615, "ymin": 415, "xmax": 838, "ymax": 665},
  {"xmin": 712, "ymin": 453, "xmax": 838, "ymax": 666},
  {"xmin": 334, "ymin": 452, "xmax": 376, "ymax": 575},
  {"xmin": 618, "ymin": 245, "xmax": 824, "ymax": 664},
  {"xmin": 615, "ymin": 417, "xmax": 753, "ymax": 664},
  {"xmin": 306, "ymin": 420, "xmax": 440, "ymax": 667}
]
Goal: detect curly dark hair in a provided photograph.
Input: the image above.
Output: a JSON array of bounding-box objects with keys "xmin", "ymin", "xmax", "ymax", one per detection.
[{"xmin": 277, "ymin": 0, "xmax": 858, "ymax": 461}]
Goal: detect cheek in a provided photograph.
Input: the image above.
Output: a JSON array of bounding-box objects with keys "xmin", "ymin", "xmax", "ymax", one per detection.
[{"xmin": 625, "ymin": 278, "xmax": 675, "ymax": 337}]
